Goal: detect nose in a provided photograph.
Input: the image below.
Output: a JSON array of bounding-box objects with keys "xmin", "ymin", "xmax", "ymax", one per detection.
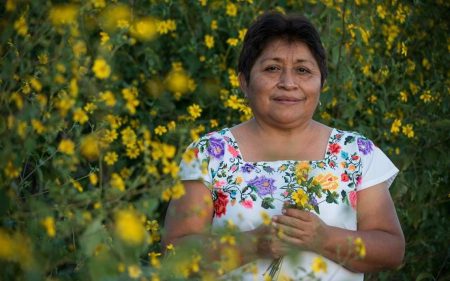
[{"xmin": 277, "ymin": 69, "xmax": 298, "ymax": 90}]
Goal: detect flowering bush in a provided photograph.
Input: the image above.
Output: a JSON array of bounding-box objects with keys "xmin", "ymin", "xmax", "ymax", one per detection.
[{"xmin": 0, "ymin": 0, "xmax": 448, "ymax": 280}]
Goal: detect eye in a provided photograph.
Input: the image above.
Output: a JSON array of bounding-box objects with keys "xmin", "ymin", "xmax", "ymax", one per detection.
[
  {"xmin": 264, "ymin": 65, "xmax": 280, "ymax": 72},
  {"xmin": 296, "ymin": 67, "xmax": 310, "ymax": 74}
]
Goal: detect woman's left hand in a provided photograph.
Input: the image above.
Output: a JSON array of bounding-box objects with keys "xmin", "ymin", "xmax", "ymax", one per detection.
[{"xmin": 271, "ymin": 208, "xmax": 330, "ymax": 253}]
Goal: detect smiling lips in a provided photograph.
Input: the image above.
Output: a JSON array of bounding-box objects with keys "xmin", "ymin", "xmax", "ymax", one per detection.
[{"xmin": 272, "ymin": 96, "xmax": 306, "ymax": 104}]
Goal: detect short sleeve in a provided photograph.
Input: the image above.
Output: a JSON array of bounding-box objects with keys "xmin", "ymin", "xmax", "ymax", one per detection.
[
  {"xmin": 178, "ymin": 140, "xmax": 213, "ymax": 188},
  {"xmin": 358, "ymin": 143, "xmax": 399, "ymax": 191}
]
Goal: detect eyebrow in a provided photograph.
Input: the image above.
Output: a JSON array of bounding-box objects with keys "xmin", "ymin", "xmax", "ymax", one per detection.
[{"xmin": 260, "ymin": 57, "xmax": 315, "ymax": 65}]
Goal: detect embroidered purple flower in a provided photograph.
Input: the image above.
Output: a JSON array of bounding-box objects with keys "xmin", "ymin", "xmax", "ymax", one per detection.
[
  {"xmin": 247, "ymin": 176, "xmax": 276, "ymax": 196},
  {"xmin": 207, "ymin": 137, "xmax": 225, "ymax": 159},
  {"xmin": 357, "ymin": 138, "xmax": 373, "ymax": 155},
  {"xmin": 309, "ymin": 197, "xmax": 318, "ymax": 207},
  {"xmin": 241, "ymin": 163, "xmax": 255, "ymax": 173}
]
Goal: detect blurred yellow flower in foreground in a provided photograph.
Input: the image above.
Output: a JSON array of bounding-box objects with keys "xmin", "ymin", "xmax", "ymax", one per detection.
[
  {"xmin": 311, "ymin": 256, "xmax": 327, "ymax": 273},
  {"xmin": 165, "ymin": 69, "xmax": 192, "ymax": 96},
  {"xmin": 58, "ymin": 139, "xmax": 75, "ymax": 155},
  {"xmin": 49, "ymin": 4, "xmax": 79, "ymax": 26},
  {"xmin": 110, "ymin": 173, "xmax": 125, "ymax": 191},
  {"xmin": 80, "ymin": 134, "xmax": 101, "ymax": 161},
  {"xmin": 128, "ymin": 264, "xmax": 142, "ymax": 279},
  {"xmin": 92, "ymin": 58, "xmax": 111, "ymax": 79},
  {"xmin": 115, "ymin": 209, "xmax": 146, "ymax": 245},
  {"xmin": 0, "ymin": 229, "xmax": 33, "ymax": 269},
  {"xmin": 130, "ymin": 17, "xmax": 158, "ymax": 41},
  {"xmin": 41, "ymin": 216, "xmax": 56, "ymax": 237},
  {"xmin": 99, "ymin": 4, "xmax": 132, "ymax": 32},
  {"xmin": 354, "ymin": 237, "xmax": 366, "ymax": 258}
]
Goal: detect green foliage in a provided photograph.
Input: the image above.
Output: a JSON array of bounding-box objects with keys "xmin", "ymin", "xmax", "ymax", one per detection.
[{"xmin": 0, "ymin": 0, "xmax": 448, "ymax": 280}]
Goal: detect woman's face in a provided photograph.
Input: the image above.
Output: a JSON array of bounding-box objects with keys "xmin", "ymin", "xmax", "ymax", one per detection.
[{"xmin": 240, "ymin": 39, "xmax": 322, "ymax": 129}]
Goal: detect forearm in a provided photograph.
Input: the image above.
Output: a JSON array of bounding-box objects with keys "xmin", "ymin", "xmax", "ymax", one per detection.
[
  {"xmin": 320, "ymin": 226, "xmax": 405, "ymax": 272},
  {"xmin": 164, "ymin": 230, "xmax": 261, "ymax": 272}
]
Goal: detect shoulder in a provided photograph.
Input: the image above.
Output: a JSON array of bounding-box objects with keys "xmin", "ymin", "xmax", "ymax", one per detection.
[
  {"xmin": 186, "ymin": 128, "xmax": 233, "ymax": 160},
  {"xmin": 332, "ymin": 129, "xmax": 375, "ymax": 155}
]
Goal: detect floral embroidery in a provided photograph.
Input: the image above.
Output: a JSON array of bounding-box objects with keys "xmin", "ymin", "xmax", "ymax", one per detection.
[
  {"xmin": 213, "ymin": 189, "xmax": 229, "ymax": 217},
  {"xmin": 207, "ymin": 137, "xmax": 225, "ymax": 159},
  {"xmin": 181, "ymin": 128, "xmax": 378, "ymax": 217},
  {"xmin": 357, "ymin": 138, "xmax": 373, "ymax": 155},
  {"xmin": 247, "ymin": 176, "xmax": 276, "ymax": 196}
]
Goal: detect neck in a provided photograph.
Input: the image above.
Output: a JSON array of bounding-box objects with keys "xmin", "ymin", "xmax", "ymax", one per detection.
[{"xmin": 249, "ymin": 117, "xmax": 318, "ymax": 139}]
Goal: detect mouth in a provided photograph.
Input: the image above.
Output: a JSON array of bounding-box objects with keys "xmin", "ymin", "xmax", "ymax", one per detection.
[{"xmin": 272, "ymin": 96, "xmax": 306, "ymax": 104}]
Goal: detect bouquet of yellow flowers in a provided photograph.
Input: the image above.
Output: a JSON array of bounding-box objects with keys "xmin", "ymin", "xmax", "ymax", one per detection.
[{"xmin": 264, "ymin": 162, "xmax": 339, "ymax": 280}]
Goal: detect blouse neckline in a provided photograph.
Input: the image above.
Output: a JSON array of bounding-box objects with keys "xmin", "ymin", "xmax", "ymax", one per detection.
[{"xmin": 222, "ymin": 127, "xmax": 336, "ymax": 165}]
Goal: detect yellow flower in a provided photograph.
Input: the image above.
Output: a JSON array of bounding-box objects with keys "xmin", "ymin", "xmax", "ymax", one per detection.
[
  {"xmin": 14, "ymin": 15, "xmax": 28, "ymax": 36},
  {"xmin": 31, "ymin": 119, "xmax": 45, "ymax": 134},
  {"xmin": 149, "ymin": 252, "xmax": 162, "ymax": 268},
  {"xmin": 399, "ymin": 91, "xmax": 408, "ymax": 102},
  {"xmin": 314, "ymin": 172, "xmax": 339, "ymax": 191},
  {"xmin": 99, "ymin": 3, "xmax": 132, "ymax": 32},
  {"xmin": 92, "ymin": 58, "xmax": 111, "ymax": 79},
  {"xmin": 130, "ymin": 17, "xmax": 158, "ymax": 41},
  {"xmin": 402, "ymin": 124, "xmax": 415, "ymax": 138},
  {"xmin": 128, "ymin": 265, "xmax": 142, "ymax": 279},
  {"xmin": 4, "ymin": 161, "xmax": 21, "ymax": 179},
  {"xmin": 227, "ymin": 38, "xmax": 239, "ymax": 47},
  {"xmin": 292, "ymin": 189, "xmax": 308, "ymax": 208},
  {"xmin": 226, "ymin": 2, "xmax": 237, "ymax": 17},
  {"xmin": 126, "ymin": 145, "xmax": 140, "ymax": 159},
  {"xmin": 376, "ymin": 5, "xmax": 386, "ymax": 19},
  {"xmin": 228, "ymin": 69, "xmax": 239, "ymax": 88},
  {"xmin": 49, "ymin": 4, "xmax": 79, "ymax": 26},
  {"xmin": 238, "ymin": 28, "xmax": 247, "ymax": 41},
  {"xmin": 260, "ymin": 211, "xmax": 271, "ymax": 225},
  {"xmin": 99, "ymin": 91, "xmax": 116, "ymax": 107},
  {"xmin": 171, "ymin": 182, "xmax": 185, "ymax": 199},
  {"xmin": 210, "ymin": 119, "xmax": 219, "ymax": 128},
  {"xmin": 390, "ymin": 119, "xmax": 402, "ymax": 135},
  {"xmin": 157, "ymin": 19, "xmax": 177, "ymax": 34},
  {"xmin": 354, "ymin": 237, "xmax": 366, "ymax": 258},
  {"xmin": 188, "ymin": 103, "xmax": 202, "ymax": 119},
  {"xmin": 420, "ymin": 90, "xmax": 432, "ymax": 103},
  {"xmin": 204, "ymin": 34, "xmax": 214, "ymax": 49},
  {"xmin": 72, "ymin": 179, "xmax": 83, "ymax": 192},
  {"xmin": 89, "ymin": 173, "xmax": 98, "ymax": 186},
  {"xmin": 154, "ymin": 125, "xmax": 167, "ymax": 136},
  {"xmin": 210, "ymin": 20, "xmax": 218, "ymax": 30},
  {"xmin": 80, "ymin": 134, "xmax": 100, "ymax": 161},
  {"xmin": 73, "ymin": 108, "xmax": 88, "ymax": 124},
  {"xmin": 165, "ymin": 69, "xmax": 191, "ymax": 96},
  {"xmin": 115, "ymin": 209, "xmax": 146, "ymax": 245},
  {"xmin": 104, "ymin": 152, "xmax": 118, "ymax": 165},
  {"xmin": 91, "ymin": 0, "xmax": 106, "ymax": 8},
  {"xmin": 110, "ymin": 173, "xmax": 125, "ymax": 191},
  {"xmin": 58, "ymin": 139, "xmax": 75, "ymax": 155},
  {"xmin": 121, "ymin": 127, "xmax": 137, "ymax": 147},
  {"xmin": 163, "ymin": 160, "xmax": 180, "ymax": 178},
  {"xmin": 311, "ymin": 256, "xmax": 327, "ymax": 273},
  {"xmin": 41, "ymin": 217, "xmax": 56, "ymax": 237},
  {"xmin": 296, "ymin": 161, "xmax": 311, "ymax": 182}
]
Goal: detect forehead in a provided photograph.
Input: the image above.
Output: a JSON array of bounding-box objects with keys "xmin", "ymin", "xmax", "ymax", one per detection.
[{"xmin": 257, "ymin": 38, "xmax": 316, "ymax": 63}]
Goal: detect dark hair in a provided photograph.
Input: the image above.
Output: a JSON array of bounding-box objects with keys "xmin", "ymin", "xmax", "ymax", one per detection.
[{"xmin": 238, "ymin": 12, "xmax": 328, "ymax": 87}]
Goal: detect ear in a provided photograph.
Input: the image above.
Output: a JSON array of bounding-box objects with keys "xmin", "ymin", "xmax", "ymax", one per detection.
[{"xmin": 238, "ymin": 72, "xmax": 248, "ymax": 96}]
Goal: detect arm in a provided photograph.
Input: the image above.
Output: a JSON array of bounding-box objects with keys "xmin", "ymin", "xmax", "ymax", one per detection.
[
  {"xmin": 162, "ymin": 180, "xmax": 278, "ymax": 272},
  {"xmin": 272, "ymin": 181, "xmax": 405, "ymax": 272}
]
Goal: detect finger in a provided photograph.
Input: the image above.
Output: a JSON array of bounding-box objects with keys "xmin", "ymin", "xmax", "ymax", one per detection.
[
  {"xmin": 282, "ymin": 208, "xmax": 313, "ymax": 221},
  {"xmin": 273, "ymin": 214, "xmax": 307, "ymax": 230},
  {"xmin": 272, "ymin": 221, "xmax": 304, "ymax": 239}
]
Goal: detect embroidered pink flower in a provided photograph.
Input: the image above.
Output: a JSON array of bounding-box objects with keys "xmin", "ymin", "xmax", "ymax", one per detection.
[
  {"xmin": 341, "ymin": 173, "xmax": 350, "ymax": 182},
  {"xmin": 329, "ymin": 143, "xmax": 341, "ymax": 154},
  {"xmin": 241, "ymin": 199, "xmax": 253, "ymax": 209},
  {"xmin": 228, "ymin": 145, "xmax": 239, "ymax": 157},
  {"xmin": 349, "ymin": 190, "xmax": 357, "ymax": 210},
  {"xmin": 214, "ymin": 180, "xmax": 226, "ymax": 188},
  {"xmin": 214, "ymin": 190, "xmax": 229, "ymax": 217}
]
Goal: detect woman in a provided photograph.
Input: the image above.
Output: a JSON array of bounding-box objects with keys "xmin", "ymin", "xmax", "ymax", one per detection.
[{"xmin": 162, "ymin": 12, "xmax": 405, "ymax": 280}]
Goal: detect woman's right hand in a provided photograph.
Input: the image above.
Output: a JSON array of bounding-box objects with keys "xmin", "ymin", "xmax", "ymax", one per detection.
[{"xmin": 251, "ymin": 223, "xmax": 290, "ymax": 259}]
